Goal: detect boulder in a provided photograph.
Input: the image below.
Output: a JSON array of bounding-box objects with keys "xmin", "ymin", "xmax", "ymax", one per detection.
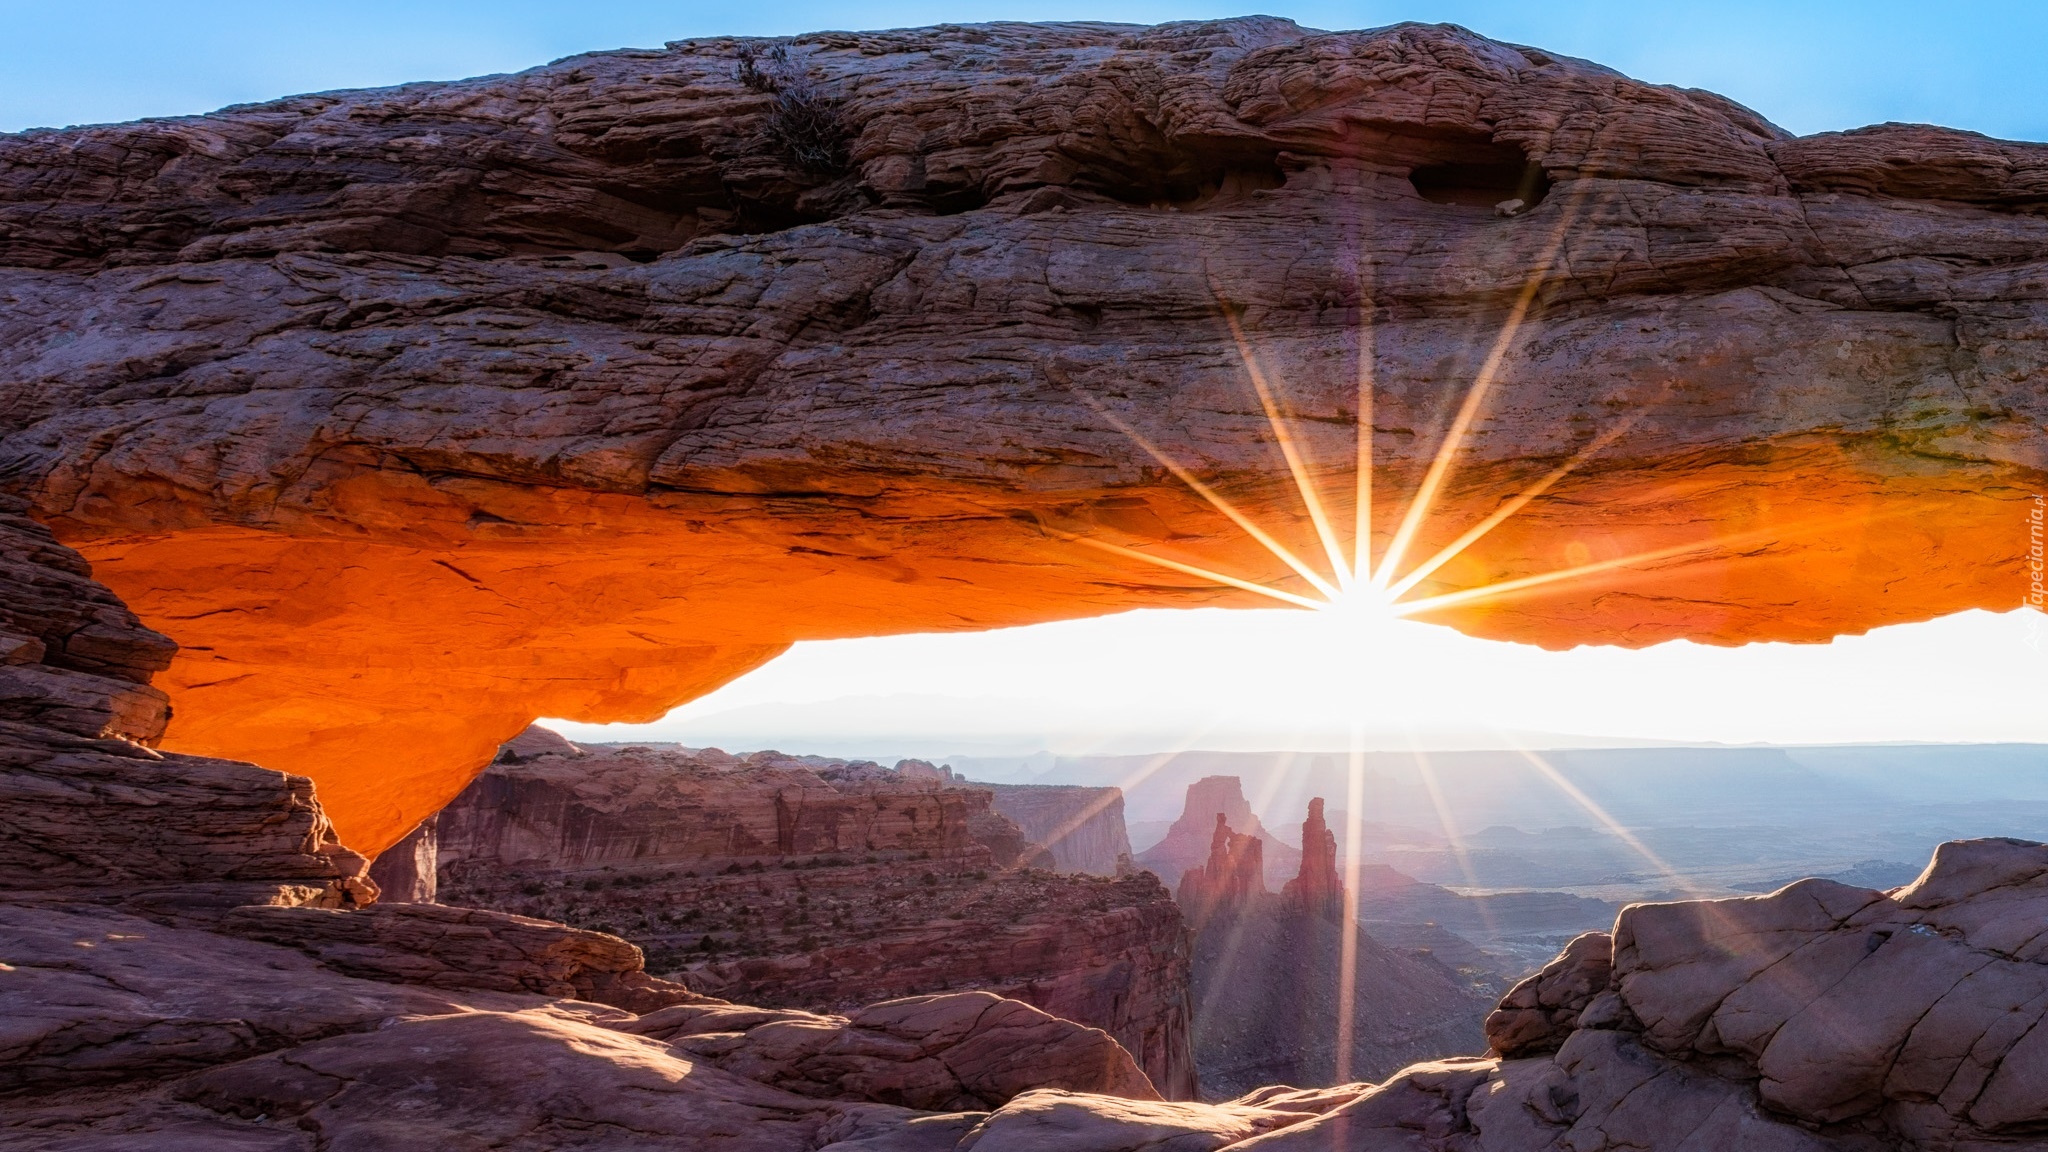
[{"xmin": 1483, "ymin": 931, "xmax": 1613, "ymax": 1057}]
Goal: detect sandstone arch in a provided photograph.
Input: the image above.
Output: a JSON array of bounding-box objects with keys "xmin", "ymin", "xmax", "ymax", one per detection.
[{"xmin": 3, "ymin": 19, "xmax": 2043, "ymax": 854}]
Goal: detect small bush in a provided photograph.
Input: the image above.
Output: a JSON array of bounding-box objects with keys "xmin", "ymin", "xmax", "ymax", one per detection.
[{"xmin": 735, "ymin": 43, "xmax": 851, "ymax": 174}]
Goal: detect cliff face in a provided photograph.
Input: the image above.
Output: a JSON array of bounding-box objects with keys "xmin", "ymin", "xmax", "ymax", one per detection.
[
  {"xmin": 433, "ymin": 736, "xmax": 1198, "ymax": 1099},
  {"xmin": 0, "ymin": 493, "xmax": 374, "ymax": 915},
  {"xmin": 983, "ymin": 782, "xmax": 1134, "ymax": 875},
  {"xmin": 2, "ymin": 530, "xmax": 1172, "ymax": 1144},
  {"xmin": 1, "ymin": 18, "xmax": 2040, "ymax": 855}
]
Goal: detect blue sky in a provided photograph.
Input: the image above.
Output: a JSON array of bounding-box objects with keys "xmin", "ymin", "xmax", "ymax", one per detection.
[{"xmin": 5, "ymin": 1, "xmax": 2046, "ymax": 140}]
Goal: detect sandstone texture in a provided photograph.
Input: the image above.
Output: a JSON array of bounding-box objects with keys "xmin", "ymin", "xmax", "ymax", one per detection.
[
  {"xmin": 622, "ymin": 991, "xmax": 1158, "ymax": 1111},
  {"xmin": 1229, "ymin": 837, "xmax": 2048, "ymax": 1151},
  {"xmin": 1483, "ymin": 930, "xmax": 1612, "ymax": 1057},
  {"xmin": 0, "ymin": 494, "xmax": 374, "ymax": 915},
  {"xmin": 8, "ymin": 516, "xmax": 2048, "ymax": 1148},
  {"xmin": 1, "ymin": 18, "xmax": 2041, "ymax": 854},
  {"xmin": 982, "ymin": 782, "xmax": 1135, "ymax": 875},
  {"xmin": 433, "ymin": 737, "xmax": 1199, "ymax": 1098}
]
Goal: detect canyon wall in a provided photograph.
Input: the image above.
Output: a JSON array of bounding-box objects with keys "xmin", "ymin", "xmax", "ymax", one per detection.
[
  {"xmin": 432, "ymin": 737, "xmax": 1198, "ymax": 1098},
  {"xmin": 0, "ymin": 18, "xmax": 2040, "ymax": 854},
  {"xmin": 983, "ymin": 782, "xmax": 1134, "ymax": 875}
]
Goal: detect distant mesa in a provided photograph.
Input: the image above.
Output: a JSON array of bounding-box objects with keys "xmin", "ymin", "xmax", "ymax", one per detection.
[{"xmin": 1135, "ymin": 776, "xmax": 1302, "ymax": 889}]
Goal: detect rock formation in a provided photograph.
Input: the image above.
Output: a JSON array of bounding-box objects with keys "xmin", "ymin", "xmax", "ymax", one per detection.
[
  {"xmin": 1178, "ymin": 812, "xmax": 1271, "ymax": 929},
  {"xmin": 1232, "ymin": 837, "xmax": 2048, "ymax": 1151},
  {"xmin": 2, "ymin": 18, "xmax": 2040, "ymax": 855},
  {"xmin": 0, "ymin": 515, "xmax": 1173, "ymax": 1146},
  {"xmin": 981, "ymin": 782, "xmax": 1134, "ymax": 875},
  {"xmin": 1281, "ymin": 796, "xmax": 1344, "ymax": 919},
  {"xmin": 0, "ymin": 494, "xmax": 375, "ymax": 917},
  {"xmin": 431, "ymin": 736, "xmax": 1198, "ymax": 1098},
  {"xmin": 1140, "ymin": 776, "xmax": 1302, "ymax": 889},
  {"xmin": 1170, "ymin": 800, "xmax": 1490, "ymax": 1098},
  {"xmin": 366, "ymin": 814, "xmax": 438, "ymax": 902}
]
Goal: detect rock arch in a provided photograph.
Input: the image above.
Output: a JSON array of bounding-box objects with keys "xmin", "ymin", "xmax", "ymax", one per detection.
[{"xmin": 3, "ymin": 19, "xmax": 2042, "ymax": 853}]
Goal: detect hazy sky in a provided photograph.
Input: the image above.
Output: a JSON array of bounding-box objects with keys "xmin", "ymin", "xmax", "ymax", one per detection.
[
  {"xmin": 548, "ymin": 609, "xmax": 2048, "ymax": 756},
  {"xmin": 13, "ymin": 4, "xmax": 2045, "ymax": 751}
]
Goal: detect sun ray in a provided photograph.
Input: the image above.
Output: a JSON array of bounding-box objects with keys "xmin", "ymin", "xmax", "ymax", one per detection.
[
  {"xmin": 1383, "ymin": 407, "xmax": 1653, "ymax": 602},
  {"xmin": 1216, "ymin": 302, "xmax": 1354, "ymax": 589},
  {"xmin": 1407, "ymin": 746, "xmax": 1501, "ymax": 942},
  {"xmin": 1372, "ymin": 183, "xmax": 1595, "ymax": 593},
  {"xmin": 1334, "ymin": 725, "xmax": 1367, "ymax": 1083},
  {"xmin": 1508, "ymin": 748, "xmax": 1711, "ymax": 896},
  {"xmin": 1390, "ymin": 535, "xmax": 1731, "ymax": 619},
  {"xmin": 1354, "ymin": 293, "xmax": 1377, "ymax": 587},
  {"xmin": 1065, "ymin": 387, "xmax": 1345, "ymax": 602},
  {"xmin": 1047, "ymin": 527, "xmax": 1328, "ymax": 611},
  {"xmin": 1387, "ymin": 506, "xmax": 1904, "ymax": 620}
]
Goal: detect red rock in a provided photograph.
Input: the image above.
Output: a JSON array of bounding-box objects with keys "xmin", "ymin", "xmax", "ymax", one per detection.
[
  {"xmin": 630, "ymin": 990, "xmax": 1159, "ymax": 1110},
  {"xmin": 0, "ymin": 494, "xmax": 373, "ymax": 914},
  {"xmin": 983, "ymin": 782, "xmax": 1135, "ymax": 876},
  {"xmin": 433, "ymin": 739, "xmax": 1199, "ymax": 1099},
  {"xmin": 1176, "ymin": 813, "xmax": 1269, "ymax": 929},
  {"xmin": 1279, "ymin": 797, "xmax": 1343, "ymax": 920},
  {"xmin": 1140, "ymin": 776, "xmax": 1301, "ymax": 891},
  {"xmin": 2, "ymin": 20, "xmax": 2038, "ymax": 854},
  {"xmin": 1484, "ymin": 930, "xmax": 1613, "ymax": 1057}
]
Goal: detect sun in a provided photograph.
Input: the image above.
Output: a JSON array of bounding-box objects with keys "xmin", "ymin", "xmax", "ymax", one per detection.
[{"xmin": 1315, "ymin": 583, "xmax": 1403, "ymax": 638}]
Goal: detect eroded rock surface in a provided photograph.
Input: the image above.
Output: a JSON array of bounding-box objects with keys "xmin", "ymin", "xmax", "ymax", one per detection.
[
  {"xmin": 626, "ymin": 991, "xmax": 1157, "ymax": 1111},
  {"xmin": 0, "ymin": 494, "xmax": 373, "ymax": 915},
  {"xmin": 2, "ymin": 19, "xmax": 2040, "ymax": 853},
  {"xmin": 433, "ymin": 737, "xmax": 1198, "ymax": 1099}
]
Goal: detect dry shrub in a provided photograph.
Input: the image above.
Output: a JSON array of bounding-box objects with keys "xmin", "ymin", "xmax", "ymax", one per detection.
[{"xmin": 736, "ymin": 44, "xmax": 851, "ymax": 175}]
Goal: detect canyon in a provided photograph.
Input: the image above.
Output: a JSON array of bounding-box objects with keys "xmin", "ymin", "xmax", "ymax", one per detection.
[
  {"xmin": 1168, "ymin": 794, "xmax": 1491, "ymax": 1097},
  {"xmin": 424, "ymin": 732, "xmax": 1198, "ymax": 1098},
  {"xmin": 0, "ymin": 18, "xmax": 2041, "ymax": 854},
  {"xmin": 4, "ymin": 14, "xmax": 2048, "ymax": 1151}
]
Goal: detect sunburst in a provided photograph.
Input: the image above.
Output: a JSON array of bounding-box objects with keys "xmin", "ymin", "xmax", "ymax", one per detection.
[{"xmin": 1035, "ymin": 171, "xmax": 1887, "ymax": 1081}]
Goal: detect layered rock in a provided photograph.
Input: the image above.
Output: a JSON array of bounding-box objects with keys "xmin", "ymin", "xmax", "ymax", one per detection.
[
  {"xmin": 1140, "ymin": 776, "xmax": 1302, "ymax": 889},
  {"xmin": 433, "ymin": 737, "xmax": 1198, "ymax": 1099},
  {"xmin": 0, "ymin": 537, "xmax": 1172, "ymax": 1147},
  {"xmin": 2, "ymin": 18, "xmax": 2040, "ymax": 854},
  {"xmin": 2, "ymin": 899, "xmax": 1162, "ymax": 1148},
  {"xmin": 0, "ymin": 494, "xmax": 374, "ymax": 916},
  {"xmin": 437, "ymin": 738, "xmax": 1028, "ymax": 868},
  {"xmin": 982, "ymin": 782, "xmax": 1134, "ymax": 875}
]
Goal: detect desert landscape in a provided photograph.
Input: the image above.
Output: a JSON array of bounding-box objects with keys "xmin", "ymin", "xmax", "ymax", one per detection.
[{"xmin": 3, "ymin": 11, "xmax": 2046, "ymax": 1151}]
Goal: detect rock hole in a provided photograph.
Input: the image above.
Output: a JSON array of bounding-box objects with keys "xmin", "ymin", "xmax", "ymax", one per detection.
[{"xmin": 1410, "ymin": 142, "xmax": 1551, "ymax": 210}]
